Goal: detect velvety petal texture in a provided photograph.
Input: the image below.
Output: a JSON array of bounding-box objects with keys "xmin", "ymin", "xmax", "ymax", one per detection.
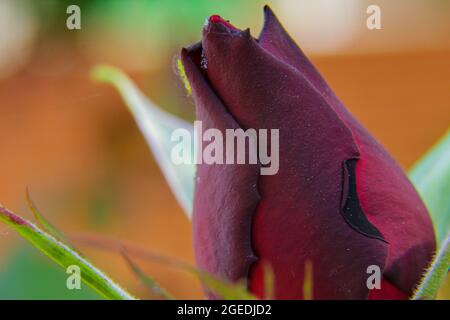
[
  {"xmin": 181, "ymin": 6, "xmax": 435, "ymax": 299},
  {"xmin": 181, "ymin": 45, "xmax": 260, "ymax": 294}
]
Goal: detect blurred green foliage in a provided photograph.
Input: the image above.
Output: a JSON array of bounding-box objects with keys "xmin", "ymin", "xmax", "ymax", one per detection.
[
  {"xmin": 27, "ymin": 0, "xmax": 258, "ymax": 40},
  {"xmin": 0, "ymin": 246, "xmax": 100, "ymax": 299}
]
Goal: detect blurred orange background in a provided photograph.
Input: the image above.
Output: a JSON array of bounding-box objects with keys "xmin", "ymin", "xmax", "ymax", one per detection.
[{"xmin": 0, "ymin": 0, "xmax": 449, "ymax": 299}]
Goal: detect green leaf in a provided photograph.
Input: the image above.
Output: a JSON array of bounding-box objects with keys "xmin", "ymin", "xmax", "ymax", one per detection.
[
  {"xmin": 122, "ymin": 251, "xmax": 175, "ymax": 300},
  {"xmin": 302, "ymin": 260, "xmax": 313, "ymax": 300},
  {"xmin": 409, "ymin": 128, "xmax": 450, "ymax": 245},
  {"xmin": 75, "ymin": 235, "xmax": 257, "ymax": 300},
  {"xmin": 192, "ymin": 269, "xmax": 257, "ymax": 300},
  {"xmin": 263, "ymin": 263, "xmax": 275, "ymax": 300},
  {"xmin": 177, "ymin": 58, "xmax": 192, "ymax": 96},
  {"xmin": 413, "ymin": 232, "xmax": 450, "ymax": 300},
  {"xmin": 26, "ymin": 188, "xmax": 70, "ymax": 245},
  {"xmin": 0, "ymin": 205, "xmax": 136, "ymax": 300},
  {"xmin": 91, "ymin": 65, "xmax": 195, "ymax": 218},
  {"xmin": 0, "ymin": 246, "xmax": 101, "ymax": 299},
  {"xmin": 409, "ymin": 128, "xmax": 450, "ymax": 299}
]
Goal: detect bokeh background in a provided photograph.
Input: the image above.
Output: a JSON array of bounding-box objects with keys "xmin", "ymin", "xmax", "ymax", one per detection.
[{"xmin": 0, "ymin": 0, "xmax": 449, "ymax": 299}]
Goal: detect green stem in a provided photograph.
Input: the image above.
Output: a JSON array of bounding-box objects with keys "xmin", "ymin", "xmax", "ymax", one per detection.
[{"xmin": 413, "ymin": 233, "xmax": 450, "ymax": 299}]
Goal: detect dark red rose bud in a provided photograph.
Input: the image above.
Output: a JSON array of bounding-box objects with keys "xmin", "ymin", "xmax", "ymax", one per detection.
[{"xmin": 180, "ymin": 6, "xmax": 435, "ymax": 299}]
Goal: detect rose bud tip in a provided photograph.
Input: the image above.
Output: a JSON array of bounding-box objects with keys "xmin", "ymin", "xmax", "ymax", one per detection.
[
  {"xmin": 263, "ymin": 4, "xmax": 272, "ymax": 13},
  {"xmin": 204, "ymin": 14, "xmax": 241, "ymax": 35}
]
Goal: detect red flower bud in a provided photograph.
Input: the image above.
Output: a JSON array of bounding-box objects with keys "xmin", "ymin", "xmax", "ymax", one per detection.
[{"xmin": 180, "ymin": 6, "xmax": 435, "ymax": 299}]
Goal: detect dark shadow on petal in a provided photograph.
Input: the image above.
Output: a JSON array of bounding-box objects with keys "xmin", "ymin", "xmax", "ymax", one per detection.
[{"xmin": 341, "ymin": 159, "xmax": 387, "ymax": 243}]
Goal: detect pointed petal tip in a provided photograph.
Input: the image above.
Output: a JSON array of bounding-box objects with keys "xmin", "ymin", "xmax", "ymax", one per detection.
[
  {"xmin": 242, "ymin": 28, "xmax": 251, "ymax": 38},
  {"xmin": 262, "ymin": 4, "xmax": 277, "ymax": 23},
  {"xmin": 181, "ymin": 42, "xmax": 202, "ymax": 56},
  {"xmin": 259, "ymin": 5, "xmax": 279, "ymax": 41},
  {"xmin": 180, "ymin": 47, "xmax": 188, "ymax": 58},
  {"xmin": 263, "ymin": 4, "xmax": 274, "ymax": 16}
]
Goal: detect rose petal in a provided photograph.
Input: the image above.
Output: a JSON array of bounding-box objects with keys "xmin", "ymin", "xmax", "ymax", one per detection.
[{"xmin": 181, "ymin": 47, "xmax": 261, "ymax": 294}]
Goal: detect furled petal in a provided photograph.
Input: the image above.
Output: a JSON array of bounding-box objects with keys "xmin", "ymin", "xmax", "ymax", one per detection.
[{"xmin": 181, "ymin": 46, "xmax": 260, "ymax": 295}]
